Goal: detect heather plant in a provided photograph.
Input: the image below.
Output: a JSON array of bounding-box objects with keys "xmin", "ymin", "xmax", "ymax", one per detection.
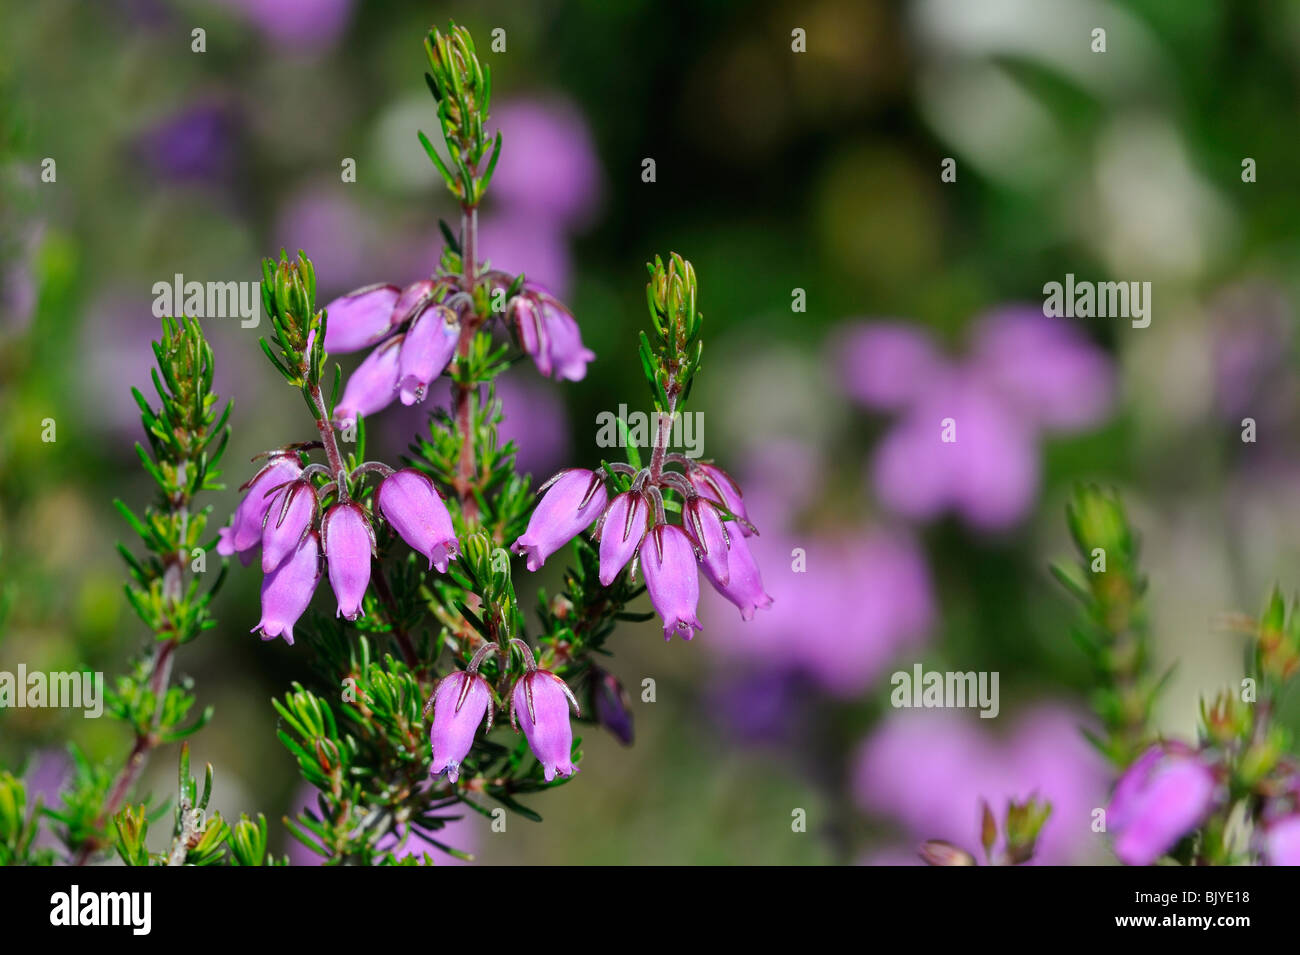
[
  {"xmin": 0, "ymin": 21, "xmax": 774, "ymax": 868},
  {"xmin": 920, "ymin": 484, "xmax": 1300, "ymax": 866},
  {"xmin": 238, "ymin": 24, "xmax": 771, "ymax": 864},
  {"xmin": 5, "ymin": 18, "xmax": 1295, "ymax": 875}
]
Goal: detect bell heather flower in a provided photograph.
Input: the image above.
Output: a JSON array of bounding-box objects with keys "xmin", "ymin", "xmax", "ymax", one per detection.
[
  {"xmin": 702, "ymin": 523, "xmax": 772, "ymax": 621},
  {"xmin": 218, "ymin": 454, "xmax": 302, "ymax": 564},
  {"xmin": 541, "ymin": 301, "xmax": 595, "ymax": 382},
  {"xmin": 596, "ymin": 491, "xmax": 648, "ymax": 586},
  {"xmin": 333, "ymin": 336, "xmax": 402, "ymax": 429},
  {"xmin": 322, "ymin": 284, "xmax": 400, "ymax": 354},
  {"xmin": 252, "ymin": 529, "xmax": 322, "ymax": 645},
  {"xmin": 1108, "ymin": 744, "xmax": 1217, "ymax": 866},
  {"xmin": 688, "ymin": 463, "xmax": 752, "ymax": 535},
  {"xmin": 321, "ymin": 502, "xmax": 375, "ymax": 620},
  {"xmin": 513, "ymin": 296, "xmax": 542, "ymax": 361},
  {"xmin": 640, "ymin": 523, "xmax": 703, "ymax": 640},
  {"xmin": 510, "ymin": 287, "xmax": 595, "ymax": 382},
  {"xmin": 512, "ymin": 468, "xmax": 607, "ymax": 571},
  {"xmin": 397, "ymin": 303, "xmax": 459, "ymax": 406},
  {"xmin": 377, "ymin": 468, "xmax": 459, "ymax": 572},
  {"xmin": 510, "ymin": 642, "xmax": 580, "ymax": 782},
  {"xmin": 427, "ymin": 655, "xmax": 495, "ymax": 784},
  {"xmin": 685, "ymin": 497, "xmax": 731, "ymax": 586},
  {"xmin": 390, "ymin": 279, "xmax": 436, "ymax": 328},
  {"xmin": 261, "ymin": 479, "xmax": 318, "ymax": 573}
]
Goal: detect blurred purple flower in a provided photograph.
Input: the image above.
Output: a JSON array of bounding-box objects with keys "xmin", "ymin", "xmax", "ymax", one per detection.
[
  {"xmin": 2, "ymin": 219, "xmax": 43, "ymax": 334},
  {"xmin": 488, "ymin": 98, "xmax": 603, "ymax": 230},
  {"xmin": 591, "ymin": 668, "xmax": 635, "ymax": 746},
  {"xmin": 24, "ymin": 750, "xmax": 70, "ymax": 858},
  {"xmin": 705, "ymin": 526, "xmax": 934, "ymax": 698},
  {"xmin": 1210, "ymin": 283, "xmax": 1296, "ymax": 427},
  {"xmin": 214, "ymin": 0, "xmax": 353, "ymax": 52},
  {"xmin": 837, "ymin": 307, "xmax": 1115, "ymax": 530},
  {"xmin": 80, "ymin": 288, "xmax": 262, "ymax": 445},
  {"xmin": 133, "ymin": 100, "xmax": 239, "ymax": 185},
  {"xmin": 707, "ymin": 669, "xmax": 808, "ymax": 746},
  {"xmin": 1263, "ymin": 816, "xmax": 1300, "ymax": 866},
  {"xmin": 1108, "ymin": 744, "xmax": 1218, "ymax": 866},
  {"xmin": 273, "ymin": 189, "xmax": 383, "ymax": 294},
  {"xmin": 852, "ymin": 705, "xmax": 1107, "ymax": 865}
]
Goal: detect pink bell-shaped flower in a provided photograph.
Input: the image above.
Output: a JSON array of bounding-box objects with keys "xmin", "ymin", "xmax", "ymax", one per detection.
[
  {"xmin": 597, "ymin": 491, "xmax": 648, "ymax": 586},
  {"xmin": 321, "ymin": 502, "xmax": 375, "ymax": 621},
  {"xmin": 377, "ymin": 468, "xmax": 459, "ymax": 572},
  {"xmin": 511, "ymin": 469, "xmax": 607, "ymax": 571},
  {"xmin": 321, "ymin": 284, "xmax": 400, "ymax": 354},
  {"xmin": 251, "ymin": 530, "xmax": 322, "ymax": 645},
  {"xmin": 640, "ymin": 523, "xmax": 703, "ymax": 640}
]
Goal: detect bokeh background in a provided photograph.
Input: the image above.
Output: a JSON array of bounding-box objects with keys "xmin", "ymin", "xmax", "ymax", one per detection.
[{"xmin": 4, "ymin": 0, "xmax": 1300, "ymax": 865}]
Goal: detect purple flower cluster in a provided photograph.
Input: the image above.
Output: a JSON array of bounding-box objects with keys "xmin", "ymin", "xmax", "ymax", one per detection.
[
  {"xmin": 854, "ymin": 705, "xmax": 1108, "ymax": 865},
  {"xmin": 322, "ymin": 281, "xmax": 461, "ymax": 428},
  {"xmin": 701, "ymin": 443, "xmax": 935, "ymax": 698},
  {"xmin": 218, "ymin": 455, "xmax": 457, "ymax": 644},
  {"xmin": 324, "ymin": 277, "xmax": 594, "ymax": 428},
  {"xmin": 512, "ymin": 458, "xmax": 772, "ymax": 640},
  {"xmin": 427, "ymin": 641, "xmax": 580, "ymax": 784},
  {"xmin": 838, "ymin": 307, "xmax": 1115, "ymax": 530}
]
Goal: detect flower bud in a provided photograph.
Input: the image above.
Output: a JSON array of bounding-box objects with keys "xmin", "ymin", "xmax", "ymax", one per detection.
[
  {"xmin": 512, "ymin": 469, "xmax": 607, "ymax": 571},
  {"xmin": 702, "ymin": 523, "xmax": 773, "ymax": 621},
  {"xmin": 321, "ymin": 502, "xmax": 375, "ymax": 620},
  {"xmin": 918, "ymin": 840, "xmax": 977, "ymax": 866},
  {"xmin": 321, "ymin": 284, "xmax": 400, "ymax": 354},
  {"xmin": 251, "ymin": 530, "xmax": 322, "ymax": 645},
  {"xmin": 377, "ymin": 468, "xmax": 459, "ymax": 572},
  {"xmin": 261, "ymin": 480, "xmax": 318, "ymax": 574},
  {"xmin": 511, "ymin": 669, "xmax": 579, "ymax": 782},
  {"xmin": 333, "ymin": 337, "xmax": 402, "ymax": 429},
  {"xmin": 597, "ymin": 491, "xmax": 648, "ymax": 586},
  {"xmin": 640, "ymin": 523, "xmax": 703, "ymax": 640},
  {"xmin": 428, "ymin": 670, "xmax": 493, "ymax": 784},
  {"xmin": 688, "ymin": 463, "xmax": 751, "ymax": 535},
  {"xmin": 685, "ymin": 497, "xmax": 730, "ymax": 586},
  {"xmin": 218, "ymin": 455, "xmax": 302, "ymax": 563},
  {"xmin": 397, "ymin": 304, "xmax": 459, "ymax": 406},
  {"xmin": 1108, "ymin": 744, "xmax": 1217, "ymax": 866}
]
